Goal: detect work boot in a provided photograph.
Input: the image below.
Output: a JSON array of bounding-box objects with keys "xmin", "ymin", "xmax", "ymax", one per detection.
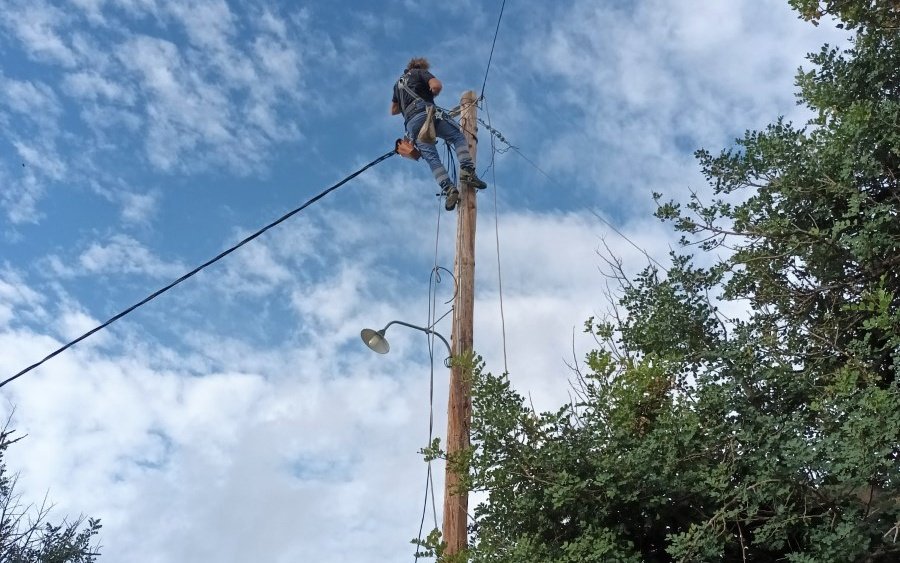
[
  {"xmin": 440, "ymin": 180, "xmax": 459, "ymax": 211},
  {"xmin": 460, "ymin": 165, "xmax": 487, "ymax": 190}
]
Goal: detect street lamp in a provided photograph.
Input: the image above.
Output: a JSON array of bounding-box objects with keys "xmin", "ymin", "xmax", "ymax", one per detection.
[{"xmin": 360, "ymin": 320, "xmax": 452, "ymax": 367}]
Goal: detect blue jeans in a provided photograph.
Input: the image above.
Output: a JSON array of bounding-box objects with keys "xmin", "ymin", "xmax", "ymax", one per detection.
[{"xmin": 405, "ymin": 109, "xmax": 474, "ymax": 188}]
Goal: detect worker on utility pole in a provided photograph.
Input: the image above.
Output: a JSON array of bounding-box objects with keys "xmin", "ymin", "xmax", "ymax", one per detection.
[{"xmin": 391, "ymin": 57, "xmax": 487, "ymax": 211}]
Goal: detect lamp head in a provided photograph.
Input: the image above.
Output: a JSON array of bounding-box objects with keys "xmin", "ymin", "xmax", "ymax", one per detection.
[{"xmin": 360, "ymin": 328, "xmax": 390, "ymax": 354}]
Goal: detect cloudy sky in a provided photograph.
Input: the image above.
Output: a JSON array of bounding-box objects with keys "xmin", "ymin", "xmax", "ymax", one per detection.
[{"xmin": 0, "ymin": 1, "xmax": 848, "ymax": 561}]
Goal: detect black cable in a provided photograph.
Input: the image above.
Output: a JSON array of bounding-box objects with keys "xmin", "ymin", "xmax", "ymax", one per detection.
[
  {"xmin": 1, "ymin": 149, "xmax": 397, "ymax": 389},
  {"xmin": 480, "ymin": 0, "xmax": 507, "ymax": 99},
  {"xmin": 415, "ymin": 264, "xmax": 444, "ymax": 561},
  {"xmin": 415, "ymin": 200, "xmax": 444, "ymax": 561}
]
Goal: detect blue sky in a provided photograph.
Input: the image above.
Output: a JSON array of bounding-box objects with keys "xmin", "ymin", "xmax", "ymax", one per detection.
[{"xmin": 0, "ymin": 1, "xmax": 848, "ymax": 561}]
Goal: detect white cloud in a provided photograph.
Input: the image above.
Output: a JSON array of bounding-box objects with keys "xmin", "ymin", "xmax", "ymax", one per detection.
[
  {"xmin": 57, "ymin": 307, "xmax": 110, "ymax": 345},
  {"xmin": 1, "ymin": 0, "xmax": 78, "ymax": 66},
  {"xmin": 0, "ymin": 311, "xmax": 438, "ymax": 561},
  {"xmin": 44, "ymin": 234, "xmax": 185, "ymax": 279},
  {"xmin": 165, "ymin": 0, "xmax": 235, "ymax": 53},
  {"xmin": 79, "ymin": 105, "xmax": 143, "ymax": 136},
  {"xmin": 108, "ymin": 16, "xmax": 304, "ymax": 173},
  {"xmin": 472, "ymin": 208, "xmax": 673, "ymax": 407},
  {"xmin": 119, "ymin": 191, "xmax": 159, "ymax": 224},
  {"xmin": 13, "ymin": 141, "xmax": 66, "ymax": 180},
  {"xmin": 215, "ymin": 235, "xmax": 294, "ymax": 296},
  {"xmin": 1, "ymin": 1, "xmax": 316, "ymax": 222},
  {"xmin": 69, "ymin": 0, "xmax": 108, "ymax": 24},
  {"xmin": 80, "ymin": 235, "xmax": 184, "ymax": 277},
  {"xmin": 62, "ymin": 70, "xmax": 136, "ymax": 104},
  {"xmin": 0, "ymin": 74, "xmax": 67, "ymax": 224},
  {"xmin": 0, "ymin": 269, "xmax": 46, "ymax": 327},
  {"xmin": 0, "ymin": 75, "xmax": 62, "ymax": 123},
  {"xmin": 1, "ymin": 172, "xmax": 45, "ymax": 225},
  {"xmin": 519, "ymin": 0, "xmax": 850, "ymax": 210},
  {"xmin": 289, "ymin": 262, "xmax": 369, "ymax": 329}
]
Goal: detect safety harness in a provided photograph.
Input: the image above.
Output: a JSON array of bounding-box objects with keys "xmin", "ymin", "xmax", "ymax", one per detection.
[
  {"xmin": 395, "ymin": 71, "xmax": 436, "ymax": 159},
  {"xmin": 396, "ymin": 71, "xmax": 430, "ymax": 119},
  {"xmin": 393, "ymin": 71, "xmax": 462, "ymax": 160}
]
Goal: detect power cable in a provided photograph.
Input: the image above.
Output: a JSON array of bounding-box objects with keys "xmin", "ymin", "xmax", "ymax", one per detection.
[
  {"xmin": 1, "ymin": 149, "xmax": 397, "ymax": 389},
  {"xmin": 472, "ymin": 0, "xmax": 662, "ymax": 274},
  {"xmin": 415, "ymin": 192, "xmax": 446, "ymax": 562},
  {"xmin": 465, "ymin": 106, "xmax": 669, "ymax": 277},
  {"xmin": 521, "ymin": 143, "xmax": 668, "ymax": 272},
  {"xmin": 480, "ymin": 0, "xmax": 507, "ymax": 99},
  {"xmin": 474, "ymin": 128, "xmax": 669, "ymax": 273},
  {"xmin": 483, "ymin": 98, "xmax": 509, "ymax": 373}
]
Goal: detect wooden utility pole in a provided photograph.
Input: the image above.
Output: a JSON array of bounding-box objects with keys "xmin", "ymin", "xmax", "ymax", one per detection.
[{"xmin": 443, "ymin": 90, "xmax": 479, "ymax": 557}]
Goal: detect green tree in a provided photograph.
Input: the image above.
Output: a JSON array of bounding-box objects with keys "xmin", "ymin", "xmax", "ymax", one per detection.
[
  {"xmin": 463, "ymin": 2, "xmax": 900, "ymax": 561},
  {"xmin": 789, "ymin": 0, "xmax": 899, "ymax": 31},
  {"xmin": 0, "ymin": 425, "xmax": 102, "ymax": 562}
]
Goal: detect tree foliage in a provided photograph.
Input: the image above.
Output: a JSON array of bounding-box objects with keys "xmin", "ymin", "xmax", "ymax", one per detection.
[
  {"xmin": 0, "ymin": 426, "xmax": 101, "ymax": 563},
  {"xmin": 789, "ymin": 0, "xmax": 900, "ymax": 31},
  {"xmin": 462, "ymin": 3, "xmax": 900, "ymax": 562}
]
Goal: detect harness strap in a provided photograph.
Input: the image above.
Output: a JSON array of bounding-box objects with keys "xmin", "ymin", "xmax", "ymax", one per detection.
[
  {"xmin": 397, "ymin": 72, "xmax": 433, "ymax": 119},
  {"xmin": 397, "ymin": 73, "xmax": 461, "ymax": 121}
]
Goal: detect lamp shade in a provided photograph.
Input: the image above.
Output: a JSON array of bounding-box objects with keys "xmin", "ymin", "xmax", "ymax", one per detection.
[{"xmin": 360, "ymin": 328, "xmax": 390, "ymax": 354}]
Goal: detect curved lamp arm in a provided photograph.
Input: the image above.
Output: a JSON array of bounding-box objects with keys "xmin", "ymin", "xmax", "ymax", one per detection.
[
  {"xmin": 361, "ymin": 320, "xmax": 453, "ymax": 367},
  {"xmin": 382, "ymin": 320, "xmax": 452, "ymax": 359}
]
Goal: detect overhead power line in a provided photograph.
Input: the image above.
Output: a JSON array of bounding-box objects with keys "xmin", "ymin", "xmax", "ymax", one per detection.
[
  {"xmin": 1, "ymin": 150, "xmax": 396, "ymax": 389},
  {"xmin": 471, "ymin": 119, "xmax": 669, "ymax": 273},
  {"xmin": 480, "ymin": 0, "xmax": 507, "ymax": 99},
  {"xmin": 507, "ymin": 146, "xmax": 669, "ymax": 272},
  {"xmin": 483, "ymin": 98, "xmax": 510, "ymax": 374}
]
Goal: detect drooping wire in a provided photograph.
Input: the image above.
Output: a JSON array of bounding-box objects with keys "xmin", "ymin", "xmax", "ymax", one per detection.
[
  {"xmin": 425, "ymin": 201, "xmax": 444, "ymax": 533},
  {"xmin": 455, "ymin": 95, "xmax": 670, "ymax": 351},
  {"xmin": 1, "ymin": 149, "xmax": 397, "ymax": 389},
  {"xmin": 414, "ymin": 184, "xmax": 448, "ymax": 561},
  {"xmin": 473, "ymin": 0, "xmax": 661, "ymax": 275},
  {"xmin": 483, "ymin": 98, "xmax": 509, "ymax": 373},
  {"xmin": 466, "ymin": 120, "xmax": 669, "ymax": 273},
  {"xmin": 509, "ymin": 146, "xmax": 669, "ymax": 273},
  {"xmin": 480, "ymin": 0, "xmax": 507, "ymax": 100},
  {"xmin": 445, "ymin": 139, "xmax": 459, "ymax": 188}
]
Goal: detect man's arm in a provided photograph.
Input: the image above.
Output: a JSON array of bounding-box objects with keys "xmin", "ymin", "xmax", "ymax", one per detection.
[
  {"xmin": 428, "ymin": 77, "xmax": 442, "ymax": 97},
  {"xmin": 391, "ymin": 82, "xmax": 401, "ymax": 115}
]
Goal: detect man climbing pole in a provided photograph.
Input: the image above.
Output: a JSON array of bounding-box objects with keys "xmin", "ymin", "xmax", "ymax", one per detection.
[{"xmin": 391, "ymin": 57, "xmax": 487, "ymax": 211}]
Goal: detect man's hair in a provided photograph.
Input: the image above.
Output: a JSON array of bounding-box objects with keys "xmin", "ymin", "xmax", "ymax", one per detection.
[{"xmin": 406, "ymin": 57, "xmax": 430, "ymax": 71}]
